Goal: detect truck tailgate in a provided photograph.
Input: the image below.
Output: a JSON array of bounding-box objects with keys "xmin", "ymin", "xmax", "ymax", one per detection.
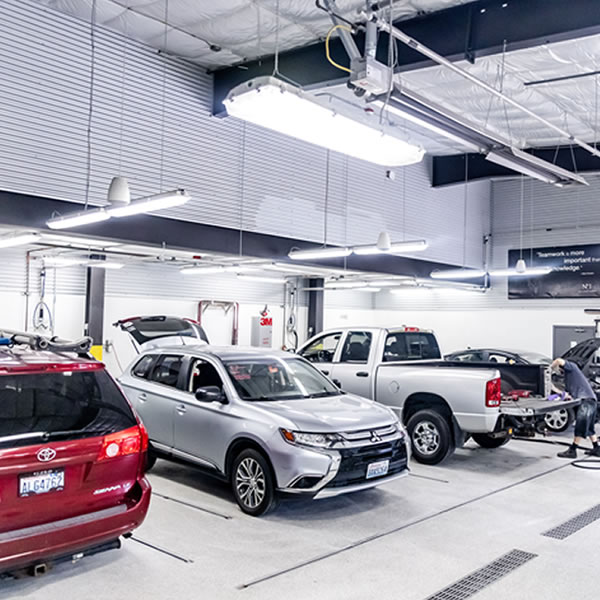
[{"xmin": 499, "ymin": 397, "xmax": 580, "ymax": 417}]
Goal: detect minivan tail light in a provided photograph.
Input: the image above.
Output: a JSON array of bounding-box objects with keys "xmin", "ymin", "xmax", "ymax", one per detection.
[
  {"xmin": 486, "ymin": 378, "xmax": 502, "ymax": 407},
  {"xmin": 98, "ymin": 426, "xmax": 144, "ymax": 461}
]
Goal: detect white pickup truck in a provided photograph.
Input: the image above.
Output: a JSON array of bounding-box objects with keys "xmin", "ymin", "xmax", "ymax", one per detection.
[{"xmin": 298, "ymin": 326, "xmax": 579, "ymax": 465}]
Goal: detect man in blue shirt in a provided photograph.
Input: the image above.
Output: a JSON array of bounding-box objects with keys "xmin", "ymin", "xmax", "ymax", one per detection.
[{"xmin": 552, "ymin": 358, "xmax": 599, "ymax": 458}]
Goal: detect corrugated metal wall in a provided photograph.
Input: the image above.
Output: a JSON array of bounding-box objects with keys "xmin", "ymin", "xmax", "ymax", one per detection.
[{"xmin": 0, "ymin": 0, "xmax": 491, "ymax": 275}]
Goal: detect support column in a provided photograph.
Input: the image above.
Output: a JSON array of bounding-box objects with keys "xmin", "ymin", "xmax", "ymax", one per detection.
[
  {"xmin": 307, "ymin": 278, "xmax": 324, "ymax": 340},
  {"xmin": 85, "ymin": 265, "xmax": 105, "ymax": 360}
]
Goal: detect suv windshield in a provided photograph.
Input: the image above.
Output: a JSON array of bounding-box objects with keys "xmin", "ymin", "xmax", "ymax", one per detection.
[
  {"xmin": 223, "ymin": 357, "xmax": 340, "ymax": 402},
  {"xmin": 0, "ymin": 368, "xmax": 136, "ymax": 449}
]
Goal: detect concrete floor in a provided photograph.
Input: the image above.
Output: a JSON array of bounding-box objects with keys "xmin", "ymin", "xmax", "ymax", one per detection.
[{"xmin": 4, "ymin": 435, "xmax": 600, "ymax": 600}]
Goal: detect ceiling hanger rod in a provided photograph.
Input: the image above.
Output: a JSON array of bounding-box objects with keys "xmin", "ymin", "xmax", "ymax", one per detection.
[{"xmin": 364, "ymin": 12, "xmax": 600, "ymax": 160}]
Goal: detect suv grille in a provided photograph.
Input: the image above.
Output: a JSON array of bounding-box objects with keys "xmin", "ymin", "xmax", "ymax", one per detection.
[{"xmin": 326, "ymin": 439, "xmax": 408, "ymax": 489}]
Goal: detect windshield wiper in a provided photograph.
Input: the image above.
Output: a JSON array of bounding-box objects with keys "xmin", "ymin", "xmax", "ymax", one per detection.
[{"xmin": 307, "ymin": 391, "xmax": 339, "ymax": 398}]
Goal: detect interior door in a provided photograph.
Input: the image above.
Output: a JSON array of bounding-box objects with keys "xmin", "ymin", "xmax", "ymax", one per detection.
[
  {"xmin": 553, "ymin": 325, "xmax": 596, "ymax": 358},
  {"xmin": 298, "ymin": 331, "xmax": 343, "ymax": 378},
  {"xmin": 173, "ymin": 358, "xmax": 232, "ymax": 470},
  {"xmin": 330, "ymin": 330, "xmax": 374, "ymax": 398}
]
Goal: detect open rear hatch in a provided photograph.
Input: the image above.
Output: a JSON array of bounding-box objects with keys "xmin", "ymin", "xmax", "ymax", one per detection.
[
  {"xmin": 114, "ymin": 315, "xmax": 209, "ymax": 351},
  {"xmin": 561, "ymin": 337, "xmax": 600, "ymax": 370}
]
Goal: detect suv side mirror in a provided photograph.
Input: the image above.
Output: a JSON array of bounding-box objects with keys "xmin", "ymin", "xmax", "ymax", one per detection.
[{"xmin": 195, "ymin": 386, "xmax": 228, "ymax": 404}]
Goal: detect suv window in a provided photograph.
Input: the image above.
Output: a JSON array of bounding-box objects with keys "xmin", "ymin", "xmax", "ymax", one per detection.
[
  {"xmin": 0, "ymin": 368, "xmax": 136, "ymax": 449},
  {"xmin": 451, "ymin": 351, "xmax": 485, "ymax": 362},
  {"xmin": 340, "ymin": 331, "xmax": 372, "ymax": 363},
  {"xmin": 188, "ymin": 359, "xmax": 224, "ymax": 393},
  {"xmin": 132, "ymin": 355, "xmax": 156, "ymax": 379},
  {"xmin": 488, "ymin": 353, "xmax": 514, "ymax": 364},
  {"xmin": 300, "ymin": 332, "xmax": 342, "ymax": 363},
  {"xmin": 383, "ymin": 332, "xmax": 441, "ymax": 362},
  {"xmin": 151, "ymin": 355, "xmax": 184, "ymax": 388}
]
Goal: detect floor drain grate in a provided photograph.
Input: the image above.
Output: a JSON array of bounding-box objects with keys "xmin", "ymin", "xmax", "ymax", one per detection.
[
  {"xmin": 542, "ymin": 503, "xmax": 600, "ymax": 540},
  {"xmin": 424, "ymin": 549, "xmax": 537, "ymax": 600}
]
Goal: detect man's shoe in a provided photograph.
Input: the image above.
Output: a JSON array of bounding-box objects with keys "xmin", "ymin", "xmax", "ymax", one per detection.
[
  {"xmin": 584, "ymin": 446, "xmax": 600, "ymax": 457},
  {"xmin": 557, "ymin": 446, "xmax": 577, "ymax": 459}
]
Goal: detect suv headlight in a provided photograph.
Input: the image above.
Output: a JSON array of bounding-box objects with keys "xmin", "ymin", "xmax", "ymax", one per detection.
[{"xmin": 280, "ymin": 429, "xmax": 342, "ymax": 448}]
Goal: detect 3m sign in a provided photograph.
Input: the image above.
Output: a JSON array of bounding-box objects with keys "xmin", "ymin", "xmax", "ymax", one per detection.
[{"xmin": 251, "ymin": 315, "xmax": 273, "ymax": 348}]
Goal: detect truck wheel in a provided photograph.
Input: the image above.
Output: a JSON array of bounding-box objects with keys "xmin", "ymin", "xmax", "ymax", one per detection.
[
  {"xmin": 232, "ymin": 449, "xmax": 279, "ymax": 517},
  {"xmin": 472, "ymin": 433, "xmax": 510, "ymax": 448},
  {"xmin": 406, "ymin": 410, "xmax": 455, "ymax": 465},
  {"xmin": 544, "ymin": 408, "xmax": 574, "ymax": 433}
]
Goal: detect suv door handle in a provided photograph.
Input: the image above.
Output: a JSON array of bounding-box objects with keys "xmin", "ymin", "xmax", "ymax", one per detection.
[
  {"xmin": 138, "ymin": 393, "xmax": 148, "ymax": 402},
  {"xmin": 321, "ymin": 370, "xmax": 330, "ymax": 375},
  {"xmin": 176, "ymin": 404, "xmax": 187, "ymax": 415},
  {"xmin": 356, "ymin": 371, "xmax": 369, "ymax": 377}
]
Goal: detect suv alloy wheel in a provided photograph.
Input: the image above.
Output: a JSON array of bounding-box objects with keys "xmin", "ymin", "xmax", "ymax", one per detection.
[{"xmin": 231, "ymin": 449, "xmax": 278, "ymax": 516}]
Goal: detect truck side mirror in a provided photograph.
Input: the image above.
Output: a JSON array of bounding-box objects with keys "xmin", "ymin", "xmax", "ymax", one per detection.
[{"xmin": 195, "ymin": 386, "xmax": 228, "ymax": 404}]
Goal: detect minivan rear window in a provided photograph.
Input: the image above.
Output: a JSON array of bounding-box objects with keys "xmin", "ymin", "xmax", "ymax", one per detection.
[{"xmin": 0, "ymin": 369, "xmax": 136, "ymax": 449}]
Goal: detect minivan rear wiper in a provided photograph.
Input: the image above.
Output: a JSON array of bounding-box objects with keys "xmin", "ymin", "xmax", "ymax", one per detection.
[{"xmin": 42, "ymin": 429, "xmax": 110, "ymax": 441}]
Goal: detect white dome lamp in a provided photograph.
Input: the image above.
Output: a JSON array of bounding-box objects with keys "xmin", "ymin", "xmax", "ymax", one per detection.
[
  {"xmin": 107, "ymin": 176, "xmax": 131, "ymax": 207},
  {"xmin": 515, "ymin": 258, "xmax": 527, "ymax": 273},
  {"xmin": 376, "ymin": 231, "xmax": 392, "ymax": 252}
]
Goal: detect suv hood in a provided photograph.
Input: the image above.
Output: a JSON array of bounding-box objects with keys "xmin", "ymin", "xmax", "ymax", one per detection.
[{"xmin": 254, "ymin": 393, "xmax": 396, "ymax": 432}]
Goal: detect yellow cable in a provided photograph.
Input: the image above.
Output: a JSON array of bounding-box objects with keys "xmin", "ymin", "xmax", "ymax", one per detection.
[{"xmin": 325, "ymin": 25, "xmax": 352, "ymax": 73}]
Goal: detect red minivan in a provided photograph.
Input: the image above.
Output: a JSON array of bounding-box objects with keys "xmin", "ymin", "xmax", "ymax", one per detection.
[{"xmin": 0, "ymin": 345, "xmax": 151, "ymax": 574}]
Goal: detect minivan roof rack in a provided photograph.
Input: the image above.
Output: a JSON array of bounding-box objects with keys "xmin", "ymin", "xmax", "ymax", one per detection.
[{"xmin": 0, "ymin": 329, "xmax": 94, "ymax": 357}]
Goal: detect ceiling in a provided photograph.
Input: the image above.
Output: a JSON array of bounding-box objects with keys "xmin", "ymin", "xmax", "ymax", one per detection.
[
  {"xmin": 36, "ymin": 0, "xmax": 475, "ymax": 69},
  {"xmin": 34, "ymin": 0, "xmax": 600, "ymax": 157}
]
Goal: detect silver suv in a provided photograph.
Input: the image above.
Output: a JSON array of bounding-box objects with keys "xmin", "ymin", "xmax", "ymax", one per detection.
[{"xmin": 116, "ymin": 320, "xmax": 409, "ymax": 516}]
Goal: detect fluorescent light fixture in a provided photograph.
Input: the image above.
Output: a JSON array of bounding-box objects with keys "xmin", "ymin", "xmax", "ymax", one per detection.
[
  {"xmin": 88, "ymin": 261, "xmax": 124, "ymax": 270},
  {"xmin": 353, "ymin": 239, "xmax": 428, "ymax": 255},
  {"xmin": 366, "ymin": 278, "xmax": 413, "ymax": 287},
  {"xmin": 325, "ymin": 280, "xmax": 366, "ymax": 289},
  {"xmin": 237, "ymin": 274, "xmax": 287, "ymax": 284},
  {"xmin": 382, "ymin": 101, "xmax": 485, "ymax": 153},
  {"xmin": 224, "ymin": 77, "xmax": 425, "ymax": 167},
  {"xmin": 43, "ymin": 256, "xmax": 87, "ymax": 267},
  {"xmin": 355, "ymin": 287, "xmax": 381, "ymax": 292},
  {"xmin": 430, "ymin": 268, "xmax": 487, "ymax": 280},
  {"xmin": 47, "ymin": 209, "xmax": 110, "ymax": 230},
  {"xmin": 488, "ymin": 266, "xmax": 552, "ymax": 277},
  {"xmin": 289, "ymin": 247, "xmax": 352, "ymax": 260},
  {"xmin": 41, "ymin": 234, "xmax": 121, "ymax": 248},
  {"xmin": 0, "ymin": 232, "xmax": 40, "ymax": 248},
  {"xmin": 486, "ymin": 149, "xmax": 588, "ymax": 186},
  {"xmin": 180, "ymin": 264, "xmax": 258, "ymax": 276},
  {"xmin": 107, "ymin": 189, "xmax": 190, "ymax": 218}
]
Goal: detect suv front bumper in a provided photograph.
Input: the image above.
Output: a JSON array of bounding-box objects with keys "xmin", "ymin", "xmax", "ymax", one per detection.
[{"xmin": 278, "ymin": 435, "xmax": 409, "ymax": 497}]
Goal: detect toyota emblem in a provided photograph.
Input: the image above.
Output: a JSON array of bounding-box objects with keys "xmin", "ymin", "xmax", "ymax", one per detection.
[{"xmin": 37, "ymin": 448, "xmax": 57, "ymax": 462}]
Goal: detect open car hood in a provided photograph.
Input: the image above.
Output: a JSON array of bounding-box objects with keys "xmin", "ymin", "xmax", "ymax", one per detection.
[
  {"xmin": 113, "ymin": 315, "xmax": 209, "ymax": 351},
  {"xmin": 561, "ymin": 337, "xmax": 600, "ymax": 369}
]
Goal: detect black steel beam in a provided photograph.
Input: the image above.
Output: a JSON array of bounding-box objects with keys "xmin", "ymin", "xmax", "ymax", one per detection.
[
  {"xmin": 85, "ymin": 262, "xmax": 105, "ymax": 361},
  {"xmin": 212, "ymin": 0, "xmax": 600, "ymax": 114},
  {"xmin": 0, "ymin": 190, "xmax": 464, "ymax": 277},
  {"xmin": 432, "ymin": 146, "xmax": 600, "ymax": 187},
  {"xmin": 307, "ymin": 278, "xmax": 324, "ymax": 339}
]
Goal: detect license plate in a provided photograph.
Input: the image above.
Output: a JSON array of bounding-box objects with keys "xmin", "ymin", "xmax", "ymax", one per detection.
[
  {"xmin": 19, "ymin": 469, "xmax": 65, "ymax": 497},
  {"xmin": 366, "ymin": 459, "xmax": 389, "ymax": 480}
]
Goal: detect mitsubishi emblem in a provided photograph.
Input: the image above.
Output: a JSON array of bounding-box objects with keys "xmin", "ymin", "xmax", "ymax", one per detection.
[
  {"xmin": 37, "ymin": 447, "xmax": 57, "ymax": 462},
  {"xmin": 370, "ymin": 431, "xmax": 382, "ymax": 443}
]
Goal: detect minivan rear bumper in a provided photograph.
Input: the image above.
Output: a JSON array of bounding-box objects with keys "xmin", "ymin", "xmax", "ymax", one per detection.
[{"xmin": 0, "ymin": 477, "xmax": 151, "ymax": 573}]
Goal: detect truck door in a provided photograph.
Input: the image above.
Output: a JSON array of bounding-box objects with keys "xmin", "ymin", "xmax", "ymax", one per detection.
[
  {"xmin": 330, "ymin": 330, "xmax": 374, "ymax": 398},
  {"xmin": 297, "ymin": 331, "xmax": 343, "ymax": 378}
]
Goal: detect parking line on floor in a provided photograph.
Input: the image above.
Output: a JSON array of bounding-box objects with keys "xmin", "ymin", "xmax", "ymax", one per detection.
[
  {"xmin": 409, "ymin": 472, "xmax": 450, "ymax": 484},
  {"xmin": 153, "ymin": 491, "xmax": 233, "ymax": 520},
  {"xmin": 239, "ymin": 462, "xmax": 570, "ymax": 590},
  {"xmin": 129, "ymin": 536, "xmax": 194, "ymax": 563},
  {"xmin": 542, "ymin": 502, "xmax": 600, "ymax": 540}
]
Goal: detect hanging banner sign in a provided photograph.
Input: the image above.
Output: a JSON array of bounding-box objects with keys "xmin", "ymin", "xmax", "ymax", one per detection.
[{"xmin": 508, "ymin": 244, "xmax": 600, "ymax": 299}]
